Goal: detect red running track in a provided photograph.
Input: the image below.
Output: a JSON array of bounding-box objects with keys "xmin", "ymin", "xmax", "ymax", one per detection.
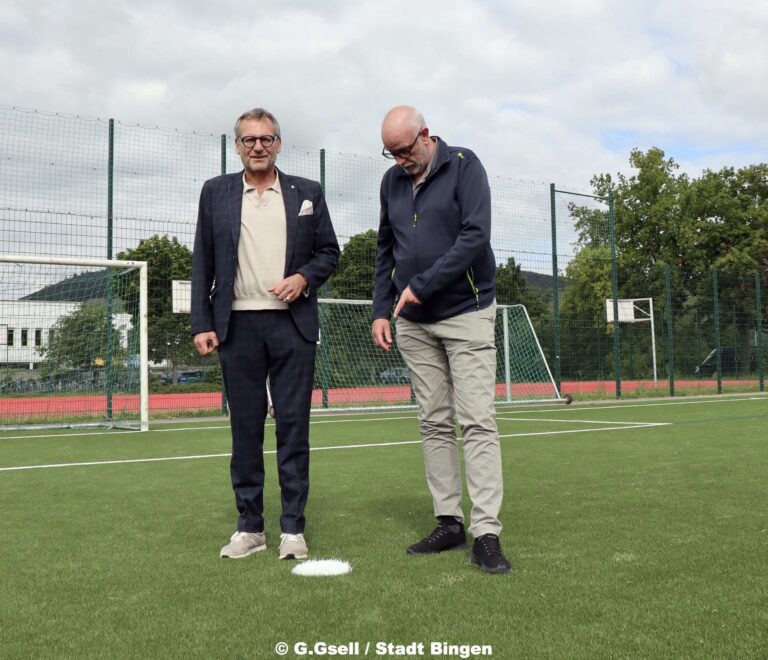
[{"xmin": 0, "ymin": 379, "xmax": 757, "ymax": 420}]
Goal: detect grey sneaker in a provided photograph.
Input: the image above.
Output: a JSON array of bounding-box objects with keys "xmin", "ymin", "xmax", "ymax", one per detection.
[
  {"xmin": 220, "ymin": 531, "xmax": 267, "ymax": 559},
  {"xmin": 279, "ymin": 533, "xmax": 309, "ymax": 560}
]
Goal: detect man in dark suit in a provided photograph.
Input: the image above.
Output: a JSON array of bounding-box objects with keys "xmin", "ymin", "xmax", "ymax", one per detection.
[{"xmin": 191, "ymin": 108, "xmax": 339, "ymax": 560}]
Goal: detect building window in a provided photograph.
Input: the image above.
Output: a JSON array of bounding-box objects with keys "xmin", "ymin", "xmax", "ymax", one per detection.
[
  {"xmin": 48, "ymin": 329, "xmax": 55, "ymax": 345},
  {"xmin": 21, "ymin": 329, "xmax": 28, "ymax": 347},
  {"xmin": 35, "ymin": 329, "xmax": 42, "ymax": 347},
  {"xmin": 6, "ymin": 328, "xmax": 14, "ymax": 347}
]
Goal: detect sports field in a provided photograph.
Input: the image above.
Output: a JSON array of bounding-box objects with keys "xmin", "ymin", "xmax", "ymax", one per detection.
[{"xmin": 1, "ymin": 395, "xmax": 766, "ymax": 659}]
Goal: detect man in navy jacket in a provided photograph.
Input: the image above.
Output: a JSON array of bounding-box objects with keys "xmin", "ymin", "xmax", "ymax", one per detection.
[
  {"xmin": 372, "ymin": 106, "xmax": 510, "ymax": 574},
  {"xmin": 192, "ymin": 108, "xmax": 339, "ymax": 561}
]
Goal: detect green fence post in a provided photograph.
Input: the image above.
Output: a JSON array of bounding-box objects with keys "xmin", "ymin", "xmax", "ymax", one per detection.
[
  {"xmin": 712, "ymin": 269, "xmax": 722, "ymax": 394},
  {"xmin": 608, "ymin": 190, "xmax": 621, "ymax": 398},
  {"xmin": 220, "ymin": 134, "xmax": 228, "ymax": 416},
  {"xmin": 664, "ymin": 264, "xmax": 675, "ymax": 397},
  {"xmin": 755, "ymin": 271, "xmax": 764, "ymax": 392},
  {"xmin": 549, "ymin": 184, "xmax": 561, "ymax": 393},
  {"xmin": 319, "ymin": 149, "xmax": 330, "ymax": 409},
  {"xmin": 105, "ymin": 118, "xmax": 115, "ymax": 422}
]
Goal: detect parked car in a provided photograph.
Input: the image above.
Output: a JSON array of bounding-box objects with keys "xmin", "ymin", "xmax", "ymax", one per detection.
[
  {"xmin": 177, "ymin": 370, "xmax": 205, "ymax": 384},
  {"xmin": 379, "ymin": 367, "xmax": 410, "ymax": 384}
]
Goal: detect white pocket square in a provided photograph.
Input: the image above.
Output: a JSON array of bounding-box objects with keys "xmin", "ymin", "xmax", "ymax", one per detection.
[{"xmin": 298, "ymin": 200, "xmax": 313, "ymax": 216}]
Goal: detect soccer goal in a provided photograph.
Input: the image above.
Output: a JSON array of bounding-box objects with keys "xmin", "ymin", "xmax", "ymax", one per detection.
[
  {"xmin": 0, "ymin": 255, "xmax": 148, "ymax": 431},
  {"xmin": 311, "ymin": 299, "xmax": 566, "ymax": 410},
  {"xmin": 168, "ymin": 287, "xmax": 566, "ymax": 412},
  {"xmin": 496, "ymin": 304, "xmax": 568, "ymax": 405}
]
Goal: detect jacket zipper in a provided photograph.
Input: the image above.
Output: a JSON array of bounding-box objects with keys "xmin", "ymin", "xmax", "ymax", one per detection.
[{"xmin": 466, "ymin": 268, "xmax": 480, "ymax": 308}]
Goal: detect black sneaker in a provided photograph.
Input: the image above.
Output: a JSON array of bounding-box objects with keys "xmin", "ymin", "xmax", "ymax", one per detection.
[
  {"xmin": 470, "ymin": 534, "xmax": 511, "ymax": 574},
  {"xmin": 406, "ymin": 523, "xmax": 467, "ymax": 555}
]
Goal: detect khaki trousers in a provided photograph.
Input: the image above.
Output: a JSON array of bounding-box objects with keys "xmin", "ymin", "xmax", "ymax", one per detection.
[{"xmin": 395, "ymin": 304, "xmax": 503, "ymax": 537}]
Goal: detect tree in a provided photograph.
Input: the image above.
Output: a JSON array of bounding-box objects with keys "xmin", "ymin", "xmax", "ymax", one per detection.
[
  {"xmin": 495, "ymin": 256, "xmax": 548, "ymax": 320},
  {"xmin": 582, "ymin": 149, "xmax": 768, "ymax": 377},
  {"xmin": 117, "ymin": 235, "xmax": 197, "ymax": 378},
  {"xmin": 683, "ymin": 164, "xmax": 768, "ymax": 368},
  {"xmin": 39, "ymin": 303, "xmax": 125, "ymax": 376},
  {"xmin": 557, "ymin": 246, "xmax": 614, "ymax": 379},
  {"xmin": 328, "ymin": 229, "xmax": 378, "ymax": 300}
]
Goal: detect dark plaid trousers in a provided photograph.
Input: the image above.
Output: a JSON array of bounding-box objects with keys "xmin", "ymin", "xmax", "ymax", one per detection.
[{"xmin": 218, "ymin": 310, "xmax": 317, "ymax": 534}]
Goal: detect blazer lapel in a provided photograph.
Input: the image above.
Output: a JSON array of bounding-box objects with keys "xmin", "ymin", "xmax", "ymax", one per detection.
[
  {"xmin": 228, "ymin": 173, "xmax": 244, "ymax": 251},
  {"xmin": 280, "ymin": 170, "xmax": 299, "ymax": 275}
]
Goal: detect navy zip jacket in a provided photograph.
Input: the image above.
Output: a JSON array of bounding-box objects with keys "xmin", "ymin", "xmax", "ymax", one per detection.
[{"xmin": 372, "ymin": 137, "xmax": 496, "ymax": 324}]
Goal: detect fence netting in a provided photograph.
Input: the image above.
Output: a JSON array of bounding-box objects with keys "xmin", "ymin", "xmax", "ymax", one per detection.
[{"xmin": 1, "ymin": 106, "xmax": 764, "ymax": 419}]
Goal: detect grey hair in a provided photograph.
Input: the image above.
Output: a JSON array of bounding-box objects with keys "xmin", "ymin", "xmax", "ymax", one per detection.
[
  {"xmin": 234, "ymin": 108, "xmax": 281, "ymax": 138},
  {"xmin": 411, "ymin": 110, "xmax": 426, "ymax": 134}
]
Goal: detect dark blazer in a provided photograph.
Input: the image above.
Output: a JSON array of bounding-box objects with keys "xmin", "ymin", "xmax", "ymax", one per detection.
[{"xmin": 191, "ymin": 169, "xmax": 339, "ymax": 344}]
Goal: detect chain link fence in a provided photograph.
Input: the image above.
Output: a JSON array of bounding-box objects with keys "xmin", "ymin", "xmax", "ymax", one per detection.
[{"xmin": 1, "ymin": 105, "xmax": 765, "ymax": 420}]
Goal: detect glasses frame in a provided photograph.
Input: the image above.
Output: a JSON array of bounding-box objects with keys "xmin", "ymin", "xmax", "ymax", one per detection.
[
  {"xmin": 381, "ymin": 130, "xmax": 424, "ymax": 160},
  {"xmin": 238, "ymin": 135, "xmax": 280, "ymax": 150}
]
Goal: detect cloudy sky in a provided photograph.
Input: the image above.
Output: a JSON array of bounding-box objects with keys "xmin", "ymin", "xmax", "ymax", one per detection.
[{"xmin": 2, "ymin": 0, "xmax": 767, "ymax": 189}]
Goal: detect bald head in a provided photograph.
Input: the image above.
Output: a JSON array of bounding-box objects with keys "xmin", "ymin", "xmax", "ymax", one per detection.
[
  {"xmin": 380, "ymin": 106, "xmax": 434, "ymax": 177},
  {"xmin": 381, "ymin": 106, "xmax": 426, "ymax": 143}
]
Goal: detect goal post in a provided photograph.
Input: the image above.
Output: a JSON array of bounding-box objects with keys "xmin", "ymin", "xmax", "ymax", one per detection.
[
  {"xmin": 171, "ymin": 284, "xmax": 568, "ymax": 413},
  {"xmin": 312, "ymin": 299, "xmax": 567, "ymax": 409},
  {"xmin": 0, "ymin": 255, "xmax": 148, "ymax": 431},
  {"xmin": 497, "ymin": 304, "xmax": 568, "ymax": 405}
]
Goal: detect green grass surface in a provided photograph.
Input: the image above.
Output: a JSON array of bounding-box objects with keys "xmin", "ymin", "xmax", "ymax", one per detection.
[{"xmin": 1, "ymin": 397, "xmax": 767, "ymax": 659}]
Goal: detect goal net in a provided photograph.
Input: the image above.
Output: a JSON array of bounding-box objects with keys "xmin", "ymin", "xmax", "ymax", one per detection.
[
  {"xmin": 496, "ymin": 304, "xmax": 565, "ymax": 404},
  {"xmin": 311, "ymin": 300, "xmax": 564, "ymax": 410},
  {"xmin": 0, "ymin": 256, "xmax": 148, "ymax": 431}
]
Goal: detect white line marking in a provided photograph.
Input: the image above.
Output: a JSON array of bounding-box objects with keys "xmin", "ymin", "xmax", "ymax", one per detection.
[
  {"xmin": 0, "ymin": 453, "xmax": 232, "ymax": 471},
  {"xmin": 497, "ymin": 417, "xmax": 660, "ymax": 426},
  {"xmin": 499, "ymin": 422, "xmax": 670, "ymax": 439},
  {"xmin": 500, "ymin": 395, "xmax": 767, "ymax": 415},
  {"xmin": 0, "ymin": 416, "xmax": 420, "ymax": 442},
  {"xmin": 2, "ymin": 395, "xmax": 764, "ymax": 441},
  {"xmin": 0, "ymin": 422, "xmax": 671, "ymax": 472}
]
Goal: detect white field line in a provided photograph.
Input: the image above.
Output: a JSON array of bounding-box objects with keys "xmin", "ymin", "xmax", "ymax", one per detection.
[
  {"xmin": 497, "ymin": 417, "xmax": 661, "ymax": 426},
  {"xmin": 499, "ymin": 422, "xmax": 670, "ymax": 439},
  {"xmin": 0, "ymin": 416, "xmax": 421, "ymax": 442},
  {"xmin": 0, "ymin": 420, "xmax": 670, "ymax": 472},
  {"xmin": 499, "ymin": 395, "xmax": 767, "ymax": 415},
  {"xmin": 1, "ymin": 395, "xmax": 763, "ymax": 442}
]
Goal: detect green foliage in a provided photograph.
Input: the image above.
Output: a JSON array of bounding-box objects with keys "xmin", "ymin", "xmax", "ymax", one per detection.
[
  {"xmin": 117, "ymin": 235, "xmax": 197, "ymax": 371},
  {"xmin": 328, "ymin": 229, "xmax": 378, "ymax": 300},
  {"xmin": 495, "ymin": 256, "xmax": 548, "ymax": 319},
  {"xmin": 38, "ymin": 303, "xmax": 125, "ymax": 375},
  {"xmin": 561, "ymin": 148, "xmax": 768, "ymax": 379}
]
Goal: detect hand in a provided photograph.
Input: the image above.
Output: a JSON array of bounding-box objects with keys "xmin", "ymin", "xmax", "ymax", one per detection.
[
  {"xmin": 372, "ymin": 318, "xmax": 393, "ymax": 351},
  {"xmin": 393, "ymin": 286, "xmax": 422, "ymax": 317},
  {"xmin": 268, "ymin": 273, "xmax": 307, "ymax": 303},
  {"xmin": 194, "ymin": 331, "xmax": 219, "ymax": 356}
]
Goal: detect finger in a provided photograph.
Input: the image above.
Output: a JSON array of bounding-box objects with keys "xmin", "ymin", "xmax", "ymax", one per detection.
[{"xmin": 393, "ymin": 298, "xmax": 404, "ymax": 317}]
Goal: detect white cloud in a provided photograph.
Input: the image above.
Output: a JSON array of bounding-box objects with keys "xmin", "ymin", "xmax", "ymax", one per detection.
[{"xmin": 0, "ymin": 0, "xmax": 766, "ymax": 189}]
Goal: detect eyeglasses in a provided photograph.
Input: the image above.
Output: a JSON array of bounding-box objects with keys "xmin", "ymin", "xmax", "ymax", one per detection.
[
  {"xmin": 382, "ymin": 131, "xmax": 423, "ymax": 160},
  {"xmin": 238, "ymin": 135, "xmax": 280, "ymax": 149}
]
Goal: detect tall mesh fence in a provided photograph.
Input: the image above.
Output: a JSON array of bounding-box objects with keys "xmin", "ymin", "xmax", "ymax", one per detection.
[{"xmin": 1, "ymin": 105, "xmax": 765, "ymax": 419}]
